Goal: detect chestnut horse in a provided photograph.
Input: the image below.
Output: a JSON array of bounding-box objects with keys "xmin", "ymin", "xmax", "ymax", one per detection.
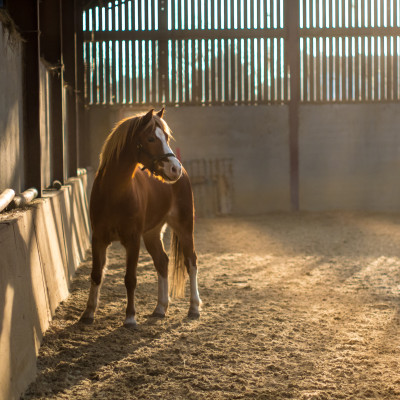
[{"xmin": 80, "ymin": 108, "xmax": 201, "ymax": 328}]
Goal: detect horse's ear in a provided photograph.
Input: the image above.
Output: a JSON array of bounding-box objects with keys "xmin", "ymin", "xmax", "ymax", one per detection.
[
  {"xmin": 157, "ymin": 107, "xmax": 165, "ymax": 119},
  {"xmin": 141, "ymin": 109, "xmax": 154, "ymax": 126}
]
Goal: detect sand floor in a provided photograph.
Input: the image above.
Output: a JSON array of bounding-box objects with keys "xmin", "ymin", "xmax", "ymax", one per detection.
[{"xmin": 22, "ymin": 212, "xmax": 400, "ymax": 399}]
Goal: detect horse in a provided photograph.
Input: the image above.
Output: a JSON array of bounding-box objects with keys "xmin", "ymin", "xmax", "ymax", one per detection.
[{"xmin": 80, "ymin": 108, "xmax": 201, "ymax": 329}]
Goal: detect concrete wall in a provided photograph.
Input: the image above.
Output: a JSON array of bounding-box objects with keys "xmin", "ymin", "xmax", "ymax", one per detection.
[
  {"xmin": 88, "ymin": 105, "xmax": 292, "ymax": 214},
  {"xmin": 86, "ymin": 103, "xmax": 400, "ymax": 213},
  {"xmin": 0, "ymin": 22, "xmax": 24, "ymax": 192},
  {"xmin": 299, "ymin": 104, "xmax": 400, "ymax": 211},
  {"xmin": 0, "ymin": 173, "xmax": 91, "ymax": 400}
]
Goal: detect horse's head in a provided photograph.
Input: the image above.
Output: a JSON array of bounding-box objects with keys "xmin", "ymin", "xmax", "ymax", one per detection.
[{"xmin": 136, "ymin": 108, "xmax": 182, "ymax": 183}]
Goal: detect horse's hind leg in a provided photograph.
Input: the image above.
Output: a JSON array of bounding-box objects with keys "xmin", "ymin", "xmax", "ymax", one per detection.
[
  {"xmin": 180, "ymin": 233, "xmax": 201, "ymax": 319},
  {"xmin": 80, "ymin": 236, "xmax": 108, "ymax": 324},
  {"xmin": 143, "ymin": 225, "xmax": 169, "ymax": 318},
  {"xmin": 169, "ymin": 221, "xmax": 201, "ymax": 318}
]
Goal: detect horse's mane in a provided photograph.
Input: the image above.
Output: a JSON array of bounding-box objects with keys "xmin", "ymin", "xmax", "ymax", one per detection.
[{"xmin": 97, "ymin": 112, "xmax": 171, "ymax": 175}]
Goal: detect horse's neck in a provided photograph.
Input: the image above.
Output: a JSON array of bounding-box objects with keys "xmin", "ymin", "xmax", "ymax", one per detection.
[{"xmin": 100, "ymin": 157, "xmax": 138, "ymax": 191}]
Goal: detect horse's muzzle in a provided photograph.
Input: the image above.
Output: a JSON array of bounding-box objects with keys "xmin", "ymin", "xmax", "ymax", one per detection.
[{"xmin": 162, "ymin": 158, "xmax": 182, "ymax": 183}]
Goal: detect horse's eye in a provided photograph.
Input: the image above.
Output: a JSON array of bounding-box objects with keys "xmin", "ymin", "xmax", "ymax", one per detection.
[{"xmin": 147, "ymin": 136, "xmax": 155, "ymax": 143}]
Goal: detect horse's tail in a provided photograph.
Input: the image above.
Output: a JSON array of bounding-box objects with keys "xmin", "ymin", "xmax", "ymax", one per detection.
[{"xmin": 169, "ymin": 231, "xmax": 186, "ymax": 298}]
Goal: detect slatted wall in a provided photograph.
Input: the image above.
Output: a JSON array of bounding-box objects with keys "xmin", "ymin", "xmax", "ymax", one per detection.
[
  {"xmin": 300, "ymin": 0, "xmax": 400, "ymax": 102},
  {"xmin": 82, "ymin": 0, "xmax": 287, "ymax": 106},
  {"xmin": 82, "ymin": 0, "xmax": 400, "ymax": 106}
]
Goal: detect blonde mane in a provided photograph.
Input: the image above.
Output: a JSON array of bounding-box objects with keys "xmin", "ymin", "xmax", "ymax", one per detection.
[{"xmin": 97, "ymin": 112, "xmax": 172, "ymax": 175}]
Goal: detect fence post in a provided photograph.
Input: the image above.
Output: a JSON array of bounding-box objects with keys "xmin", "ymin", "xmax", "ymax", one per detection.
[{"xmin": 285, "ymin": 1, "xmax": 300, "ymax": 211}]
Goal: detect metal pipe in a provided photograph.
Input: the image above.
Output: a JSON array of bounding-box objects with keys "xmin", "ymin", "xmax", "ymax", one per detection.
[
  {"xmin": 0, "ymin": 189, "xmax": 16, "ymax": 213},
  {"xmin": 9, "ymin": 188, "xmax": 39, "ymax": 209}
]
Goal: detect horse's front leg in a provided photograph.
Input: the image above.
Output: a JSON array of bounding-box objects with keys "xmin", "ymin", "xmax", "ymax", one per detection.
[
  {"xmin": 122, "ymin": 236, "xmax": 141, "ymax": 329},
  {"xmin": 80, "ymin": 236, "xmax": 108, "ymax": 324}
]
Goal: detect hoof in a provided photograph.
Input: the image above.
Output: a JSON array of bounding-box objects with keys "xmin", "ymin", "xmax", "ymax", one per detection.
[
  {"xmin": 124, "ymin": 322, "xmax": 138, "ymax": 330},
  {"xmin": 151, "ymin": 311, "xmax": 166, "ymax": 319},
  {"xmin": 188, "ymin": 310, "xmax": 200, "ymax": 319},
  {"xmin": 79, "ymin": 316, "xmax": 94, "ymax": 325}
]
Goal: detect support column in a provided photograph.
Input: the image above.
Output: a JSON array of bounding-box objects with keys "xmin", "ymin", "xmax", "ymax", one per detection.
[
  {"xmin": 40, "ymin": 0, "xmax": 65, "ymax": 184},
  {"xmin": 62, "ymin": 0, "xmax": 78, "ymax": 178},
  {"xmin": 286, "ymin": 2, "xmax": 300, "ymax": 211},
  {"xmin": 7, "ymin": 0, "xmax": 42, "ymax": 193}
]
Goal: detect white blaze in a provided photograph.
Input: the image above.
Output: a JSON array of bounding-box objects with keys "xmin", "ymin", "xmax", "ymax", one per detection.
[{"xmin": 155, "ymin": 127, "xmax": 182, "ymax": 180}]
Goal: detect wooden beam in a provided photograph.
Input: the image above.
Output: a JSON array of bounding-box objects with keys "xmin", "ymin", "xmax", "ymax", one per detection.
[{"xmin": 82, "ymin": 27, "xmax": 288, "ymax": 43}]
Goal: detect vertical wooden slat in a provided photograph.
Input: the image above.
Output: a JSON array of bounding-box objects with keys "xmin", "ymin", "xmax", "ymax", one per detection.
[
  {"xmin": 137, "ymin": 40, "xmax": 143, "ymax": 102},
  {"xmin": 251, "ymin": 38, "xmax": 256, "ymax": 103},
  {"xmin": 239, "ymin": 38, "xmax": 245, "ymax": 102},
  {"xmin": 178, "ymin": 39, "xmax": 184, "ymax": 103},
  {"xmin": 275, "ymin": 37, "xmax": 281, "ymax": 101},
  {"xmin": 217, "ymin": 39, "xmax": 222, "ymax": 101},
  {"xmin": 243, "ymin": 38, "xmax": 248, "ymax": 102},
  {"xmin": 335, "ymin": 36, "xmax": 340, "ymax": 101},
  {"xmin": 388, "ymin": 36, "xmax": 393, "ymax": 100},
  {"xmin": 348, "ymin": 36, "xmax": 353, "ymax": 101},
  {"xmin": 104, "ymin": 41, "xmax": 110, "ymax": 104},
  {"xmin": 374, "ymin": 0, "xmax": 378, "ymax": 27},
  {"xmin": 380, "ymin": 36, "xmax": 386, "ymax": 100},
  {"xmin": 84, "ymin": 42, "xmax": 90, "ymax": 104},
  {"xmin": 243, "ymin": 0, "xmax": 247, "ymax": 29},
  {"xmin": 153, "ymin": 0, "xmax": 158, "ymax": 31},
  {"xmin": 394, "ymin": 36, "xmax": 399, "ymax": 100},
  {"xmin": 315, "ymin": 37, "xmax": 321, "ymax": 101},
  {"xmin": 211, "ymin": 39, "xmax": 216, "ymax": 103},
  {"xmin": 204, "ymin": 0, "xmax": 209, "ymax": 29},
  {"xmin": 353, "ymin": 0, "xmax": 358, "ymax": 27},
  {"xmin": 191, "ymin": 0, "xmax": 196, "ymax": 29},
  {"xmin": 124, "ymin": 39, "xmax": 130, "ymax": 103},
  {"xmin": 264, "ymin": 37, "xmax": 269, "ymax": 101},
  {"xmin": 197, "ymin": 39, "xmax": 203, "ymax": 102},
  {"xmin": 110, "ymin": 40, "xmax": 116, "ymax": 103},
  {"xmin": 209, "ymin": 38, "xmax": 214, "ymax": 103},
  {"xmin": 270, "ymin": 37, "xmax": 274, "ymax": 101},
  {"xmin": 184, "ymin": 40, "xmax": 189, "ymax": 103},
  {"xmin": 368, "ymin": 36, "xmax": 374, "ymax": 100},
  {"xmin": 98, "ymin": 41, "xmax": 104, "ymax": 104},
  {"xmin": 341, "ymin": 36, "xmax": 347, "ymax": 101},
  {"xmin": 355, "ymin": 36, "xmax": 360, "ymax": 100},
  {"xmin": 321, "ymin": 37, "xmax": 326, "ymax": 101},
  {"xmin": 249, "ymin": 38, "xmax": 254, "ymax": 103},
  {"xmin": 144, "ymin": 41, "xmax": 149, "ymax": 103},
  {"xmin": 309, "ymin": 36, "xmax": 314, "ymax": 101},
  {"xmin": 223, "ymin": 38, "xmax": 227, "ymax": 102},
  {"xmin": 303, "ymin": 37, "xmax": 308, "ymax": 101},
  {"xmin": 373, "ymin": 35, "xmax": 378, "ymax": 100},
  {"xmin": 249, "ymin": 0, "xmax": 254, "ymax": 28},
  {"xmin": 125, "ymin": 0, "xmax": 131, "ymax": 31},
  {"xmin": 360, "ymin": 37, "xmax": 366, "ymax": 100},
  {"xmin": 119, "ymin": 40, "xmax": 124, "ymax": 103},
  {"xmin": 329, "ymin": 37, "xmax": 334, "ymax": 100}
]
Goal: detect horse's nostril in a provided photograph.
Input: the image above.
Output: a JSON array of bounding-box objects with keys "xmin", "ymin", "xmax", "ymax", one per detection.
[{"xmin": 171, "ymin": 166, "xmax": 177, "ymax": 174}]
